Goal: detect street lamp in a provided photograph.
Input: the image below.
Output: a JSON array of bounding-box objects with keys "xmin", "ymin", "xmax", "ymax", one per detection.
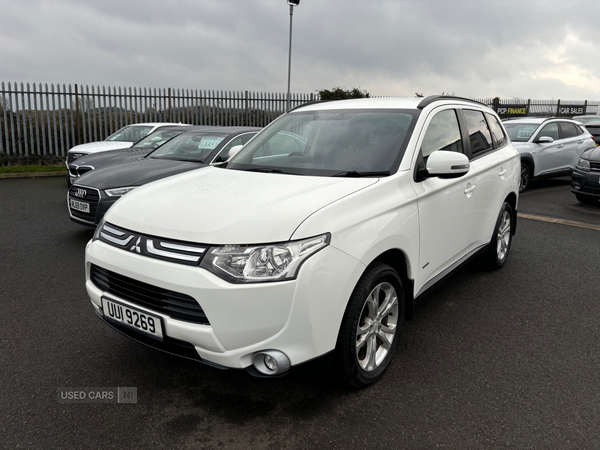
[{"xmin": 286, "ymin": 0, "xmax": 300, "ymax": 112}]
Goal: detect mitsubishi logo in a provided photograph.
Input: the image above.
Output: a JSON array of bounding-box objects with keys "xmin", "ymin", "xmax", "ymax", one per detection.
[
  {"xmin": 130, "ymin": 237, "xmax": 142, "ymax": 253},
  {"xmin": 74, "ymin": 188, "xmax": 87, "ymax": 198}
]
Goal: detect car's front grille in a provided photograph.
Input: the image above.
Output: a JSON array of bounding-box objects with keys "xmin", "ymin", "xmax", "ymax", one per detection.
[
  {"xmin": 68, "ymin": 165, "xmax": 78, "ymax": 177},
  {"xmin": 68, "ymin": 185, "xmax": 100, "ymax": 222},
  {"xmin": 91, "ymin": 264, "xmax": 210, "ymax": 325},
  {"xmin": 98, "ymin": 222, "xmax": 208, "ymax": 266},
  {"xmin": 590, "ymin": 161, "xmax": 600, "ymax": 172}
]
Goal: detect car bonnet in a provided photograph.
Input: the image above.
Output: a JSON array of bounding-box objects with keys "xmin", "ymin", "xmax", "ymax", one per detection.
[{"xmin": 103, "ymin": 166, "xmax": 379, "ymax": 244}]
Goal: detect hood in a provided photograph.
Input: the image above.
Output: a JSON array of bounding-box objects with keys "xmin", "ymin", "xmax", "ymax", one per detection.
[
  {"xmin": 104, "ymin": 167, "xmax": 379, "ymax": 244},
  {"xmin": 73, "ymin": 147, "xmax": 153, "ymax": 170},
  {"xmin": 76, "ymin": 158, "xmax": 204, "ymax": 189},
  {"xmin": 68, "ymin": 141, "xmax": 133, "ymax": 154},
  {"xmin": 581, "ymin": 146, "xmax": 600, "ymax": 161}
]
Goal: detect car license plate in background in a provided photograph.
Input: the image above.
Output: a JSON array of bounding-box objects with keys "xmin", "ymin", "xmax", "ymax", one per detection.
[
  {"xmin": 70, "ymin": 199, "xmax": 90, "ymax": 213},
  {"xmin": 102, "ymin": 297, "xmax": 164, "ymax": 340}
]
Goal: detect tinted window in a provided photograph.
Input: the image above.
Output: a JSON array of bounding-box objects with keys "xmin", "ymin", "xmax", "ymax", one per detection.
[
  {"xmin": 421, "ymin": 109, "xmax": 463, "ymax": 160},
  {"xmin": 559, "ymin": 122, "xmax": 578, "ymax": 139},
  {"xmin": 537, "ymin": 123, "xmax": 559, "ymax": 140},
  {"xmin": 463, "ymin": 110, "xmax": 492, "ymax": 157},
  {"xmin": 485, "ymin": 113, "xmax": 507, "ymax": 149}
]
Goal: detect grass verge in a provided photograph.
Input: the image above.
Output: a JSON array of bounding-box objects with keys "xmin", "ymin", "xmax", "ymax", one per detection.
[{"xmin": 0, "ymin": 165, "xmax": 66, "ymax": 174}]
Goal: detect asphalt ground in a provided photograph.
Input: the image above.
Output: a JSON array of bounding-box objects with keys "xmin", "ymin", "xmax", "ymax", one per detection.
[{"xmin": 1, "ymin": 176, "xmax": 599, "ymax": 449}]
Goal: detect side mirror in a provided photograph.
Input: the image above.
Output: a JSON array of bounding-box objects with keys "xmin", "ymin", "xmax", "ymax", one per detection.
[
  {"xmin": 425, "ymin": 151, "xmax": 470, "ymax": 178},
  {"xmin": 535, "ymin": 136, "xmax": 554, "ymax": 144},
  {"xmin": 227, "ymin": 145, "xmax": 244, "ymax": 161}
]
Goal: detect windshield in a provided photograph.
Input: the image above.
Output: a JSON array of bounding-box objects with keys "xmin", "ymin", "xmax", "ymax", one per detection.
[
  {"xmin": 227, "ymin": 109, "xmax": 417, "ymax": 176},
  {"xmin": 133, "ymin": 129, "xmax": 187, "ymax": 149},
  {"xmin": 105, "ymin": 125, "xmax": 154, "ymax": 142},
  {"xmin": 503, "ymin": 123, "xmax": 540, "ymax": 142},
  {"xmin": 148, "ymin": 133, "xmax": 226, "ymax": 162}
]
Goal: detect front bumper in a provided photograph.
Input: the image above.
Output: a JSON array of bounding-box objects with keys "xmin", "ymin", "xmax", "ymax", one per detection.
[
  {"xmin": 67, "ymin": 185, "xmax": 119, "ymax": 227},
  {"xmin": 85, "ymin": 238, "xmax": 365, "ymax": 370},
  {"xmin": 571, "ymin": 168, "xmax": 600, "ymax": 197}
]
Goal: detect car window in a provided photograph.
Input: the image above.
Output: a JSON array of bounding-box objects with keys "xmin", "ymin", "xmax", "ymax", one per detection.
[
  {"xmin": 485, "ymin": 113, "xmax": 507, "ymax": 149},
  {"xmin": 421, "ymin": 109, "xmax": 463, "ymax": 160},
  {"xmin": 504, "ymin": 123, "xmax": 538, "ymax": 142},
  {"xmin": 463, "ymin": 110, "xmax": 493, "ymax": 157},
  {"xmin": 212, "ymin": 132, "xmax": 257, "ymax": 163},
  {"xmin": 559, "ymin": 122, "xmax": 578, "ymax": 139},
  {"xmin": 537, "ymin": 123, "xmax": 559, "ymax": 140},
  {"xmin": 149, "ymin": 133, "xmax": 226, "ymax": 162},
  {"xmin": 105, "ymin": 125, "xmax": 154, "ymax": 142}
]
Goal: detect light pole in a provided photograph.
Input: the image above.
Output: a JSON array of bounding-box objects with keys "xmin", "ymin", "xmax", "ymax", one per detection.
[{"xmin": 286, "ymin": 0, "xmax": 300, "ymax": 112}]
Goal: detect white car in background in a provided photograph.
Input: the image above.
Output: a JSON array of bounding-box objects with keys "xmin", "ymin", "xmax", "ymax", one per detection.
[
  {"xmin": 85, "ymin": 96, "xmax": 519, "ymax": 387},
  {"xmin": 66, "ymin": 123, "xmax": 186, "ymax": 165},
  {"xmin": 503, "ymin": 117, "xmax": 596, "ymax": 192}
]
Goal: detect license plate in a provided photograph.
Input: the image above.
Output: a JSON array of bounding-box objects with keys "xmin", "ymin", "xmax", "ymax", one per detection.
[
  {"xmin": 70, "ymin": 199, "xmax": 90, "ymax": 213},
  {"xmin": 102, "ymin": 297, "xmax": 164, "ymax": 340}
]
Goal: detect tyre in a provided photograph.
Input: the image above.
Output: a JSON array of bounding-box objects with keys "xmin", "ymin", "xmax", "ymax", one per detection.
[
  {"xmin": 575, "ymin": 193, "xmax": 599, "ymax": 205},
  {"xmin": 519, "ymin": 162, "xmax": 531, "ymax": 193},
  {"xmin": 484, "ymin": 202, "xmax": 513, "ymax": 270},
  {"xmin": 335, "ymin": 262, "xmax": 405, "ymax": 387}
]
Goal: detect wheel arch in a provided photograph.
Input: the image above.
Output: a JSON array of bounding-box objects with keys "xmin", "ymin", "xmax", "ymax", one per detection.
[
  {"xmin": 504, "ymin": 192, "xmax": 518, "ymax": 235},
  {"xmin": 368, "ymin": 249, "xmax": 415, "ymax": 320},
  {"xmin": 520, "ymin": 154, "xmax": 535, "ymax": 174}
]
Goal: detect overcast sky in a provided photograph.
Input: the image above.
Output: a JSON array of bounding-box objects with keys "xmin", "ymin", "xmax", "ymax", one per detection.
[{"xmin": 2, "ymin": 0, "xmax": 600, "ymax": 101}]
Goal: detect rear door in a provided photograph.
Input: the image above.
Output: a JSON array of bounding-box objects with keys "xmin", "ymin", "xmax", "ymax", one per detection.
[{"xmin": 558, "ymin": 121, "xmax": 586, "ymax": 170}]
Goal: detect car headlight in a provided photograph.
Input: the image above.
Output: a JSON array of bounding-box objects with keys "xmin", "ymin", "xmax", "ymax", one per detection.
[
  {"xmin": 92, "ymin": 218, "xmax": 106, "ymax": 241},
  {"xmin": 200, "ymin": 233, "xmax": 330, "ymax": 283},
  {"xmin": 105, "ymin": 186, "xmax": 137, "ymax": 197},
  {"xmin": 576, "ymin": 158, "xmax": 591, "ymax": 172}
]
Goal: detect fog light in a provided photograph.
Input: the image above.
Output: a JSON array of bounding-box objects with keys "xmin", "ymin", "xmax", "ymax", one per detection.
[
  {"xmin": 264, "ymin": 355, "xmax": 277, "ymax": 371},
  {"xmin": 251, "ymin": 350, "xmax": 291, "ymax": 376}
]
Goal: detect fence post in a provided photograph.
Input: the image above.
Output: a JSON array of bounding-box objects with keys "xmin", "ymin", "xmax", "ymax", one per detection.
[
  {"xmin": 168, "ymin": 87, "xmax": 172, "ymax": 122},
  {"xmin": 526, "ymin": 99, "xmax": 531, "ymax": 117},
  {"xmin": 584, "ymin": 100, "xmax": 588, "ymax": 114},
  {"xmin": 556, "ymin": 99, "xmax": 561, "ymax": 116},
  {"xmin": 244, "ymin": 90, "xmax": 248, "ymax": 126}
]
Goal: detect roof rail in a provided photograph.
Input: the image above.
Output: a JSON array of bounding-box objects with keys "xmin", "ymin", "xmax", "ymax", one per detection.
[
  {"xmin": 417, "ymin": 95, "xmax": 488, "ymax": 109},
  {"xmin": 288, "ymin": 100, "xmax": 331, "ymax": 112}
]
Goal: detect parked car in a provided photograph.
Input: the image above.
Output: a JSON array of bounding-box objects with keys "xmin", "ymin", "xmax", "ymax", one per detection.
[
  {"xmin": 572, "ymin": 115, "xmax": 600, "ymax": 125},
  {"xmin": 571, "ymin": 147, "xmax": 600, "ymax": 204},
  {"xmin": 503, "ymin": 117, "xmax": 596, "ymax": 192},
  {"xmin": 68, "ymin": 127, "xmax": 260, "ymax": 227},
  {"xmin": 67, "ymin": 125, "xmax": 196, "ymax": 186},
  {"xmin": 84, "ymin": 96, "xmax": 520, "ymax": 386},
  {"xmin": 66, "ymin": 122, "xmax": 187, "ymax": 164}
]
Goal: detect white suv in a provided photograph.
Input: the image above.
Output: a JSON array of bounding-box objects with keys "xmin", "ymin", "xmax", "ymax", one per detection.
[
  {"xmin": 503, "ymin": 117, "xmax": 596, "ymax": 191},
  {"xmin": 85, "ymin": 96, "xmax": 520, "ymax": 386}
]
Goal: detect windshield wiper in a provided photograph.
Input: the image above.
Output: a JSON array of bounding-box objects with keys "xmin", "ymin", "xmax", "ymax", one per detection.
[
  {"xmin": 244, "ymin": 167, "xmax": 285, "ymax": 174},
  {"xmin": 331, "ymin": 170, "xmax": 390, "ymax": 178}
]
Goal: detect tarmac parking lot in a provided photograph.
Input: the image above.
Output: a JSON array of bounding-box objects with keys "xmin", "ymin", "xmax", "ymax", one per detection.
[{"xmin": 1, "ymin": 175, "xmax": 599, "ymax": 449}]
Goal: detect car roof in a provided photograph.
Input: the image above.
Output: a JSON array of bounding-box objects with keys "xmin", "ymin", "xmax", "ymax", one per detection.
[
  {"xmin": 503, "ymin": 117, "xmax": 579, "ymax": 124},
  {"xmin": 291, "ymin": 96, "xmax": 491, "ymax": 113}
]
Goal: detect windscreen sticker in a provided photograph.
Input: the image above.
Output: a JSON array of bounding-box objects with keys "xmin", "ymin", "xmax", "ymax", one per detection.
[
  {"xmin": 198, "ymin": 137, "xmax": 224, "ymax": 149},
  {"xmin": 517, "ymin": 126, "xmax": 537, "ymax": 139}
]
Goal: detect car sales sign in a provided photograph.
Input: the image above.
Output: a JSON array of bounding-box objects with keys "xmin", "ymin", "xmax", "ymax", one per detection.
[{"xmin": 495, "ymin": 104, "xmax": 528, "ymax": 118}]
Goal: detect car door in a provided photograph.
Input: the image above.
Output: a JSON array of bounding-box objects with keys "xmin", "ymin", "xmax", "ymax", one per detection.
[
  {"xmin": 465, "ymin": 110, "xmax": 516, "ymax": 247},
  {"xmin": 531, "ymin": 122, "xmax": 565, "ymax": 175},
  {"xmin": 411, "ymin": 107, "xmax": 477, "ymax": 290},
  {"xmin": 560, "ymin": 122, "xmax": 593, "ymax": 169}
]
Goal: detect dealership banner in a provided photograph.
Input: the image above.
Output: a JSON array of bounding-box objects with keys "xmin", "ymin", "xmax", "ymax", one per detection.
[
  {"xmin": 495, "ymin": 105, "xmax": 528, "ymax": 118},
  {"xmin": 556, "ymin": 105, "xmax": 586, "ymax": 117}
]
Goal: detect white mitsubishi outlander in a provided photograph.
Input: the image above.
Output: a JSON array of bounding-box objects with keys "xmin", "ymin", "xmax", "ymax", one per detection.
[{"xmin": 85, "ymin": 96, "xmax": 520, "ymax": 386}]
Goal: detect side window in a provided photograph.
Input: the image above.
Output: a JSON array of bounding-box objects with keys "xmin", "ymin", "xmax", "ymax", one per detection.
[
  {"xmin": 268, "ymin": 132, "xmax": 305, "ymax": 156},
  {"xmin": 559, "ymin": 122, "xmax": 578, "ymax": 139},
  {"xmin": 484, "ymin": 113, "xmax": 507, "ymax": 149},
  {"xmin": 537, "ymin": 123, "xmax": 559, "ymax": 140},
  {"xmin": 463, "ymin": 110, "xmax": 493, "ymax": 158},
  {"xmin": 421, "ymin": 109, "xmax": 463, "ymax": 160},
  {"xmin": 213, "ymin": 132, "xmax": 257, "ymax": 163}
]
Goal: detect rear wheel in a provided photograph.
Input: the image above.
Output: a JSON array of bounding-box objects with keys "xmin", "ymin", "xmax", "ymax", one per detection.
[
  {"xmin": 335, "ymin": 263, "xmax": 404, "ymax": 387},
  {"xmin": 484, "ymin": 202, "xmax": 513, "ymax": 270},
  {"xmin": 575, "ymin": 193, "xmax": 599, "ymax": 204}
]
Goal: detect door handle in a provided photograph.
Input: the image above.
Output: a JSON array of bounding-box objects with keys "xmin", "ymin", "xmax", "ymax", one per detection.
[
  {"xmin": 499, "ymin": 169, "xmax": 507, "ymax": 177},
  {"xmin": 464, "ymin": 185, "xmax": 476, "ymax": 195},
  {"xmin": 556, "ymin": 144, "xmax": 564, "ymax": 148}
]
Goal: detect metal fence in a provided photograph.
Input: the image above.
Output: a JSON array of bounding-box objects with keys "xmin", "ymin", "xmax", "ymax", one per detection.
[
  {"xmin": 0, "ymin": 82, "xmax": 316, "ymax": 161},
  {"xmin": 3, "ymin": 82, "xmax": 600, "ymax": 162}
]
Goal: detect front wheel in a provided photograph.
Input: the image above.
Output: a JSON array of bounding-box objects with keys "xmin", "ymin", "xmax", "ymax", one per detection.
[
  {"xmin": 483, "ymin": 202, "xmax": 513, "ymax": 270},
  {"xmin": 335, "ymin": 263, "xmax": 405, "ymax": 387},
  {"xmin": 519, "ymin": 162, "xmax": 531, "ymax": 193}
]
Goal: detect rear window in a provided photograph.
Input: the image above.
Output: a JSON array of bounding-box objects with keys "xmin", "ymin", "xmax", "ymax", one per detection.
[{"xmin": 503, "ymin": 123, "xmax": 539, "ymax": 142}]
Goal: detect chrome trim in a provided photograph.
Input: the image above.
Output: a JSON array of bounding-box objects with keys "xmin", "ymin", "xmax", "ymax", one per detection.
[
  {"xmin": 160, "ymin": 242, "xmax": 206, "ymax": 254},
  {"xmin": 103, "ymin": 225, "xmax": 126, "ymax": 236},
  {"xmin": 100, "ymin": 232, "xmax": 134, "ymax": 246},
  {"xmin": 147, "ymin": 241, "xmax": 201, "ymax": 262}
]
